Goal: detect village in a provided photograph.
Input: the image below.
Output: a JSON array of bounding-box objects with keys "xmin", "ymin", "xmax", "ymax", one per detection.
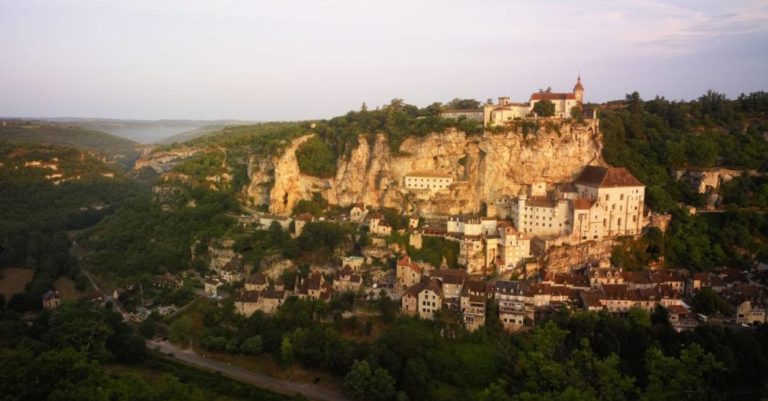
[
  {"xmin": 89, "ymin": 161, "xmax": 761, "ymax": 336},
  {"xmin": 36, "ymin": 79, "xmax": 768, "ymax": 336}
]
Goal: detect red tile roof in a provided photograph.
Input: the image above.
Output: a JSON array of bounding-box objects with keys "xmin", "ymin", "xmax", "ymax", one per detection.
[
  {"xmin": 573, "ymin": 198, "xmax": 596, "ymax": 210},
  {"xmin": 575, "ymin": 166, "xmax": 643, "ymax": 188},
  {"xmin": 530, "ymin": 92, "xmax": 576, "ymax": 101}
]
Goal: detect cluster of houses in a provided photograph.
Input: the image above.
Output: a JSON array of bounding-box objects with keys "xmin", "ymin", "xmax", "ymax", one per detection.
[
  {"xmin": 384, "ymin": 165, "xmax": 648, "ymax": 277},
  {"xmin": 397, "ymin": 256, "xmax": 767, "ymax": 332},
  {"xmin": 198, "ymin": 158, "xmax": 766, "ymax": 333},
  {"xmin": 229, "ymin": 262, "xmax": 365, "ymax": 317}
]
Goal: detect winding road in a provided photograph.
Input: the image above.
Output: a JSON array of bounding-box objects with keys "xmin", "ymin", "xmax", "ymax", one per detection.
[{"xmin": 148, "ymin": 340, "xmax": 351, "ymax": 401}]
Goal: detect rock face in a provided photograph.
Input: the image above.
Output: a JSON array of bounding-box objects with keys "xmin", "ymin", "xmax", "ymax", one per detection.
[
  {"xmin": 542, "ymin": 240, "xmax": 616, "ymax": 273},
  {"xmin": 247, "ymin": 120, "xmax": 604, "ymax": 216},
  {"xmin": 134, "ymin": 147, "xmax": 199, "ymax": 173}
]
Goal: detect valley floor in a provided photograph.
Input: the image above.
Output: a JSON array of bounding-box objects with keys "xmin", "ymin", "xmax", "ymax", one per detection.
[{"xmin": 149, "ymin": 340, "xmax": 350, "ymax": 401}]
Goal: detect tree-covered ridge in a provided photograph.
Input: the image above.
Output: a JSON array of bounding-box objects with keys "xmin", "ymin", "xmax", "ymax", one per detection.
[
  {"xmin": 82, "ymin": 185, "xmax": 239, "ymax": 280},
  {"xmin": 0, "ymin": 142, "xmax": 121, "ymax": 183},
  {"xmin": 150, "ymin": 122, "xmax": 307, "ymax": 191},
  {"xmin": 174, "ymin": 122, "xmax": 307, "ymax": 155},
  {"xmin": 0, "ymin": 120, "xmax": 140, "ymax": 167},
  {"xmin": 0, "ymin": 143, "xmax": 147, "ymax": 310},
  {"xmin": 600, "ymin": 90, "xmax": 768, "ymax": 212},
  {"xmin": 309, "ymin": 99, "xmax": 481, "ymax": 162},
  {"xmin": 599, "ymin": 91, "xmax": 768, "ymax": 273}
]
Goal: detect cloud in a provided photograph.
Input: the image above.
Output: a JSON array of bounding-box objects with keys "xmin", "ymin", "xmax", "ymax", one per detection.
[{"xmin": 628, "ymin": 0, "xmax": 768, "ymax": 55}]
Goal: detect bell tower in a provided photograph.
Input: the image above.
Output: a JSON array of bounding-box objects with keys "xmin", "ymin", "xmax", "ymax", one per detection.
[{"xmin": 573, "ymin": 75, "xmax": 584, "ymax": 104}]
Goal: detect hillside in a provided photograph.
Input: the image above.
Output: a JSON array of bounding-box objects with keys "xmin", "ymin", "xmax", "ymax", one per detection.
[
  {"xmin": 44, "ymin": 118, "xmax": 253, "ymax": 144},
  {"xmin": 600, "ymin": 90, "xmax": 768, "ymax": 211},
  {"xmin": 0, "ymin": 120, "xmax": 140, "ymax": 167},
  {"xmin": 155, "ymin": 123, "xmax": 252, "ymax": 144},
  {"xmin": 0, "ymin": 142, "xmax": 145, "ymax": 307},
  {"xmin": 136, "ymin": 94, "xmax": 768, "ymax": 217}
]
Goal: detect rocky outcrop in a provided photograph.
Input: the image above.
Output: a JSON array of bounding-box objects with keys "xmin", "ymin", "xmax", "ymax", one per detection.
[
  {"xmin": 246, "ymin": 120, "xmax": 603, "ymax": 216},
  {"xmin": 542, "ymin": 240, "xmax": 616, "ymax": 273},
  {"xmin": 134, "ymin": 147, "xmax": 199, "ymax": 173}
]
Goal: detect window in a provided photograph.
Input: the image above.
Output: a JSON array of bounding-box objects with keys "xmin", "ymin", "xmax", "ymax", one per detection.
[{"xmin": 620, "ymin": 194, "xmax": 624, "ymax": 200}]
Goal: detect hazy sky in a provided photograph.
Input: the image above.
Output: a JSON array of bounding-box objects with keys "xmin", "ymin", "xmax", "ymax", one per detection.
[{"xmin": 1, "ymin": 0, "xmax": 767, "ymax": 120}]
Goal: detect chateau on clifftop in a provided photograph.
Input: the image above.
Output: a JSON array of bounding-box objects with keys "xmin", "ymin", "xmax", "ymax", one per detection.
[{"xmin": 440, "ymin": 76, "xmax": 588, "ymax": 125}]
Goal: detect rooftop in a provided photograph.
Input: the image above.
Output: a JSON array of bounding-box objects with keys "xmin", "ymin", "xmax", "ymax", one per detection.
[
  {"xmin": 530, "ymin": 92, "xmax": 576, "ymax": 101},
  {"xmin": 575, "ymin": 166, "xmax": 643, "ymax": 188},
  {"xmin": 405, "ymin": 170, "xmax": 452, "ymax": 179}
]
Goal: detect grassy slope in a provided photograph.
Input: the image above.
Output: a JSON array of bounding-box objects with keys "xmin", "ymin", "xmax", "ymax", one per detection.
[{"xmin": 0, "ymin": 120, "xmax": 140, "ymax": 166}]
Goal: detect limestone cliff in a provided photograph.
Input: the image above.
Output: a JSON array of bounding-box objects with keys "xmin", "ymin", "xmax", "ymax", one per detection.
[
  {"xmin": 134, "ymin": 147, "xmax": 199, "ymax": 173},
  {"xmin": 247, "ymin": 120, "xmax": 604, "ymax": 216}
]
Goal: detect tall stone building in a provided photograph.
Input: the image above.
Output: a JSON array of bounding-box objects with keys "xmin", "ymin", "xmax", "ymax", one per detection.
[{"xmin": 572, "ymin": 166, "xmax": 645, "ymax": 240}]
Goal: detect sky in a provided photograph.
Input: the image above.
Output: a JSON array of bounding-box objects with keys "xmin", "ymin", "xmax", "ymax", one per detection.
[{"xmin": 0, "ymin": 0, "xmax": 767, "ymax": 121}]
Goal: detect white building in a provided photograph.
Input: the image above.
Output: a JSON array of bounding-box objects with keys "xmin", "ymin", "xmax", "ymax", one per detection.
[
  {"xmin": 572, "ymin": 165, "xmax": 645, "ymax": 240},
  {"xmin": 404, "ymin": 171, "xmax": 453, "ymax": 191},
  {"xmin": 368, "ymin": 214, "xmax": 392, "ymax": 236},
  {"xmin": 496, "ymin": 226, "xmax": 531, "ymax": 273},
  {"xmin": 509, "ymin": 183, "xmax": 572, "ymax": 238},
  {"xmin": 417, "ymin": 278, "xmax": 444, "ymax": 320}
]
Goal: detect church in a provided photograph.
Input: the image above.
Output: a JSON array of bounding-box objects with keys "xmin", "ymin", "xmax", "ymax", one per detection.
[{"xmin": 480, "ymin": 76, "xmax": 585, "ymax": 126}]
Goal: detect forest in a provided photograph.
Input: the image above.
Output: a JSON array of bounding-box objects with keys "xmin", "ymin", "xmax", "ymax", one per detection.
[
  {"xmin": 0, "ymin": 143, "xmax": 145, "ymax": 309},
  {"xmin": 0, "ymin": 121, "xmax": 140, "ymax": 167},
  {"xmin": 164, "ymin": 296, "xmax": 768, "ymax": 401},
  {"xmin": 0, "ymin": 300, "xmax": 300, "ymax": 401}
]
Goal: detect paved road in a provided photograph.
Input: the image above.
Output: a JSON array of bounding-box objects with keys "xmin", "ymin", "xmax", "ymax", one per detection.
[{"xmin": 148, "ymin": 340, "xmax": 351, "ymax": 401}]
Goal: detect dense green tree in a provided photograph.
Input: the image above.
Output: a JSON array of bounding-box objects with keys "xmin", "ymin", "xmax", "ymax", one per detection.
[
  {"xmin": 240, "ymin": 335, "xmax": 264, "ymax": 354},
  {"xmin": 533, "ymin": 100, "xmax": 555, "ymax": 117},
  {"xmin": 344, "ymin": 360, "xmax": 396, "ymax": 401},
  {"xmin": 625, "ymin": 92, "xmax": 643, "ymax": 114},
  {"xmin": 296, "ymin": 136, "xmax": 338, "ymax": 177},
  {"xmin": 642, "ymin": 344, "xmax": 723, "ymax": 401},
  {"xmin": 280, "ymin": 336, "xmax": 294, "ymax": 366},
  {"xmin": 445, "ymin": 98, "xmax": 482, "ymax": 110}
]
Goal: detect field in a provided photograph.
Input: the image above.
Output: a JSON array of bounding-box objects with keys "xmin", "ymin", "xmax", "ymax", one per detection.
[
  {"xmin": 0, "ymin": 268, "xmax": 34, "ymax": 299},
  {"xmin": 54, "ymin": 276, "xmax": 85, "ymax": 300}
]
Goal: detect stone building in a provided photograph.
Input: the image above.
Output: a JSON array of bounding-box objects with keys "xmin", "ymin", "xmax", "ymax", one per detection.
[
  {"xmin": 495, "ymin": 226, "xmax": 532, "ymax": 274},
  {"xmin": 404, "ymin": 171, "xmax": 453, "ymax": 191},
  {"xmin": 42, "ymin": 290, "xmax": 61, "ymax": 310},
  {"xmin": 460, "ymin": 280, "xmax": 489, "ymax": 331},
  {"xmin": 396, "ymin": 255, "xmax": 425, "ymax": 291},
  {"xmin": 509, "ymin": 183, "xmax": 572, "ymax": 238},
  {"xmin": 417, "ymin": 278, "xmax": 444, "ymax": 320},
  {"xmin": 572, "ymin": 165, "xmax": 645, "ymax": 240}
]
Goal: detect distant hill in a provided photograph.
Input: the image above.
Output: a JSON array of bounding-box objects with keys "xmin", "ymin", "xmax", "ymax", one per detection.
[
  {"xmin": 42, "ymin": 118, "xmax": 253, "ymax": 144},
  {"xmin": 0, "ymin": 120, "xmax": 140, "ymax": 167},
  {"xmin": 155, "ymin": 123, "xmax": 250, "ymax": 145}
]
